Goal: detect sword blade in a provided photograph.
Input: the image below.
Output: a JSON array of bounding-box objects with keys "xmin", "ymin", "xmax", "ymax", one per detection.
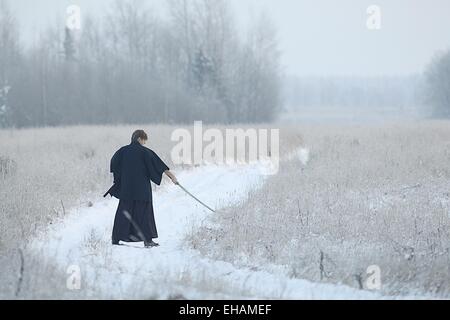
[{"xmin": 177, "ymin": 183, "xmax": 216, "ymax": 213}]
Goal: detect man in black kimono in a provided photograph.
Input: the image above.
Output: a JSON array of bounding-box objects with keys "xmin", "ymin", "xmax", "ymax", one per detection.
[{"xmin": 104, "ymin": 130, "xmax": 178, "ymax": 248}]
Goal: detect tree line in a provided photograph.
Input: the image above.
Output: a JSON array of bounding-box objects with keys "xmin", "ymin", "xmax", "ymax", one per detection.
[
  {"xmin": 284, "ymin": 75, "xmax": 424, "ymax": 111},
  {"xmin": 424, "ymin": 50, "xmax": 450, "ymax": 117},
  {"xmin": 286, "ymin": 55, "xmax": 450, "ymax": 118},
  {"xmin": 0, "ymin": 0, "xmax": 282, "ymax": 128}
]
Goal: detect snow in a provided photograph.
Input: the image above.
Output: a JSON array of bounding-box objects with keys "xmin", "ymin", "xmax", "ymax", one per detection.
[
  {"xmin": 288, "ymin": 147, "xmax": 310, "ymax": 165},
  {"xmin": 31, "ymin": 159, "xmax": 404, "ymax": 299}
]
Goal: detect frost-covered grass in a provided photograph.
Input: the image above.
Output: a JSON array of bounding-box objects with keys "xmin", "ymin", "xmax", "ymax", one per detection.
[
  {"xmin": 0, "ymin": 125, "xmax": 176, "ymax": 298},
  {"xmin": 5, "ymin": 121, "xmax": 447, "ymax": 299},
  {"xmin": 0, "ymin": 124, "xmax": 301, "ymax": 299},
  {"xmin": 189, "ymin": 120, "xmax": 450, "ymax": 298}
]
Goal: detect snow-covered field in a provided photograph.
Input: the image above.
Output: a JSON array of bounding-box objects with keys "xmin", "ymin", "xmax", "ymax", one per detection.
[
  {"xmin": 3, "ymin": 123, "xmax": 446, "ymax": 299},
  {"xmin": 188, "ymin": 123, "xmax": 450, "ymax": 299},
  {"xmin": 30, "ymin": 157, "xmax": 393, "ymax": 299}
]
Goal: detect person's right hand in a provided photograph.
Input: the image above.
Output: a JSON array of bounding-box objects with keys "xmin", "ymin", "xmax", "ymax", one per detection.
[
  {"xmin": 170, "ymin": 175, "xmax": 179, "ymax": 185},
  {"xmin": 165, "ymin": 170, "xmax": 178, "ymax": 185}
]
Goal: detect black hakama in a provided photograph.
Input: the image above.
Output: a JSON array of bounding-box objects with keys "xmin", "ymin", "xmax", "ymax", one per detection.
[
  {"xmin": 112, "ymin": 199, "xmax": 158, "ymax": 242},
  {"xmin": 105, "ymin": 140, "xmax": 170, "ymax": 244}
]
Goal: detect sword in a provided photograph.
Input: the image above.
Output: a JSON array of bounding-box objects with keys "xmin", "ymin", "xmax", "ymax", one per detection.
[{"xmin": 176, "ymin": 182, "xmax": 216, "ymax": 213}]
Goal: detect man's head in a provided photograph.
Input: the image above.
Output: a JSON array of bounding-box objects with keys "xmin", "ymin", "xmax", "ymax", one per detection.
[{"xmin": 131, "ymin": 130, "xmax": 148, "ymax": 145}]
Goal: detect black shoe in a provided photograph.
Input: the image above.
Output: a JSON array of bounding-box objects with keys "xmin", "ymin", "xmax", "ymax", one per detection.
[
  {"xmin": 112, "ymin": 240, "xmax": 120, "ymax": 246},
  {"xmin": 144, "ymin": 240, "xmax": 160, "ymax": 248}
]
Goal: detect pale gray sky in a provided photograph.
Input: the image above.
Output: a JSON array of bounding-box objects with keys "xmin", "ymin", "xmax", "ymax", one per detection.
[{"xmin": 7, "ymin": 0, "xmax": 450, "ymax": 77}]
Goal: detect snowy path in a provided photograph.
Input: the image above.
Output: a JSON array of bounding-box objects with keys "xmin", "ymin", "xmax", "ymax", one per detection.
[{"xmin": 31, "ymin": 161, "xmax": 391, "ymax": 299}]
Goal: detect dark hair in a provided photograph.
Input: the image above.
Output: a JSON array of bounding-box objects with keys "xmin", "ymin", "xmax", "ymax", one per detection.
[{"xmin": 131, "ymin": 130, "xmax": 148, "ymax": 142}]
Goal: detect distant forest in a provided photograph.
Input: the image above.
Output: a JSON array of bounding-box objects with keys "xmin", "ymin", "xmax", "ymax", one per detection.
[
  {"xmin": 285, "ymin": 49, "xmax": 450, "ymax": 117},
  {"xmin": 0, "ymin": 0, "xmax": 281, "ymax": 128},
  {"xmin": 284, "ymin": 75, "xmax": 424, "ymax": 111},
  {"xmin": 1, "ymin": 0, "xmax": 449, "ymax": 128}
]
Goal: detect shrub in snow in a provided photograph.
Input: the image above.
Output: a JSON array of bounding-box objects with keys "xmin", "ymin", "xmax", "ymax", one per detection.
[{"xmin": 0, "ymin": 155, "xmax": 17, "ymax": 178}]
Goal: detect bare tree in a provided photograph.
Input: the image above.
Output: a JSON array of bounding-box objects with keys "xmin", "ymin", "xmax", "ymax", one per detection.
[
  {"xmin": 234, "ymin": 13, "xmax": 281, "ymax": 123},
  {"xmin": 0, "ymin": 0, "xmax": 21, "ymax": 127},
  {"xmin": 2, "ymin": 0, "xmax": 282, "ymax": 127},
  {"xmin": 425, "ymin": 50, "xmax": 450, "ymax": 117}
]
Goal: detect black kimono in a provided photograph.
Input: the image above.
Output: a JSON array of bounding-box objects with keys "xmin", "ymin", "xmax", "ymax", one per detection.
[{"xmin": 104, "ymin": 141, "xmax": 169, "ymax": 243}]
